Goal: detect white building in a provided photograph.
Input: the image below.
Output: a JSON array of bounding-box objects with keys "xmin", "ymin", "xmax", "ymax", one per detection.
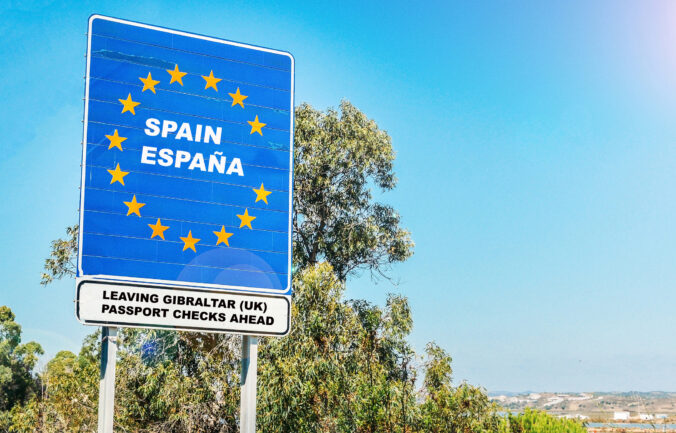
[
  {"xmin": 613, "ymin": 411, "xmax": 630, "ymax": 421},
  {"xmin": 639, "ymin": 413, "xmax": 654, "ymax": 421}
]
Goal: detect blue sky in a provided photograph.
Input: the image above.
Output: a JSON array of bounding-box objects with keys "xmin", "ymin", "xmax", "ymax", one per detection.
[{"xmin": 1, "ymin": 0, "xmax": 674, "ymax": 392}]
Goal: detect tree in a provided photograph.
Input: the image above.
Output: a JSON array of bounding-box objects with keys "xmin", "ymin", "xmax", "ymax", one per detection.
[
  {"xmin": 37, "ymin": 342, "xmax": 100, "ymax": 432},
  {"xmin": 293, "ymin": 101, "xmax": 414, "ymax": 280},
  {"xmin": 258, "ymin": 263, "xmax": 418, "ymax": 433},
  {"xmin": 258, "ymin": 262, "xmax": 358, "ymax": 433},
  {"xmin": 420, "ymin": 343, "xmax": 455, "ymax": 433},
  {"xmin": 4, "ymin": 333, "xmax": 100, "ymax": 433},
  {"xmin": 0, "ymin": 306, "xmax": 43, "ymax": 412},
  {"xmin": 0, "ymin": 306, "xmax": 43, "ymax": 430},
  {"xmin": 40, "ymin": 225, "xmax": 77, "ymax": 286},
  {"xmin": 113, "ymin": 328, "xmax": 241, "ymax": 433},
  {"xmin": 420, "ymin": 343, "xmax": 503, "ymax": 433}
]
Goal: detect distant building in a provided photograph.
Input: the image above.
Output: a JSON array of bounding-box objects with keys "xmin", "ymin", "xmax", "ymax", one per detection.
[
  {"xmin": 639, "ymin": 413, "xmax": 654, "ymax": 421},
  {"xmin": 614, "ymin": 411, "xmax": 630, "ymax": 421},
  {"xmin": 656, "ymin": 414, "xmax": 668, "ymax": 419}
]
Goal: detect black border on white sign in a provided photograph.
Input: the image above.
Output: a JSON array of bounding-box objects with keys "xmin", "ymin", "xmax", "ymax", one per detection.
[{"xmin": 76, "ymin": 279, "xmax": 291, "ymax": 336}]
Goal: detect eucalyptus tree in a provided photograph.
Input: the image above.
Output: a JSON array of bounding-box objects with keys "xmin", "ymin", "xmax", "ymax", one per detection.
[
  {"xmin": 420, "ymin": 343, "xmax": 503, "ymax": 433},
  {"xmin": 0, "ymin": 306, "xmax": 43, "ymax": 430},
  {"xmin": 293, "ymin": 101, "xmax": 414, "ymax": 280}
]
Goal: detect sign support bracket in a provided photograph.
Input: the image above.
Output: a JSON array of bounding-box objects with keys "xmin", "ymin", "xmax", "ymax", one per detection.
[
  {"xmin": 97, "ymin": 326, "xmax": 118, "ymax": 433},
  {"xmin": 240, "ymin": 335, "xmax": 258, "ymax": 433}
]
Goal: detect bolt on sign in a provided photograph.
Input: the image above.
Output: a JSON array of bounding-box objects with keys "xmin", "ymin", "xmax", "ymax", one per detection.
[{"xmin": 76, "ymin": 15, "xmax": 294, "ymax": 336}]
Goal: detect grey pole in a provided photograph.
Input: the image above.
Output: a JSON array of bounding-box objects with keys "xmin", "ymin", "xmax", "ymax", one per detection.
[
  {"xmin": 240, "ymin": 335, "xmax": 259, "ymax": 433},
  {"xmin": 97, "ymin": 327, "xmax": 118, "ymax": 433}
]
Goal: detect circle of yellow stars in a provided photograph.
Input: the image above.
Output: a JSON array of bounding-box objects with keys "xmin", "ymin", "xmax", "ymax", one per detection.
[{"xmin": 104, "ymin": 63, "xmax": 277, "ymax": 253}]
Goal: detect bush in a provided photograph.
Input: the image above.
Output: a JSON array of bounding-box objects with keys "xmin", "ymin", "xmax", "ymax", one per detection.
[{"xmin": 505, "ymin": 408, "xmax": 586, "ymax": 433}]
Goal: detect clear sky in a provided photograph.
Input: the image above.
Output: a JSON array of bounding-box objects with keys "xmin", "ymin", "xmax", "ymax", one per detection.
[{"xmin": 1, "ymin": 0, "xmax": 674, "ymax": 392}]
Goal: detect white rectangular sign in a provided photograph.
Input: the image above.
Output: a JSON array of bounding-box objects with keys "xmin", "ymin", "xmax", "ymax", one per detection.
[{"xmin": 76, "ymin": 280, "xmax": 290, "ymax": 336}]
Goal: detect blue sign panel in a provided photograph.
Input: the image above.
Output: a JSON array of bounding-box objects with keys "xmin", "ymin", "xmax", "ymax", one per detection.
[{"xmin": 78, "ymin": 16, "xmax": 294, "ymax": 299}]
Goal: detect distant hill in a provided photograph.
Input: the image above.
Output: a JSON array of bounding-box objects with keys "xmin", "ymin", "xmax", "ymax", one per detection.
[{"xmin": 489, "ymin": 391, "xmax": 676, "ymax": 420}]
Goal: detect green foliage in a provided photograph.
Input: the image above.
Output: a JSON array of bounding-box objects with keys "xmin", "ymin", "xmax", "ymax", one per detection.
[
  {"xmin": 505, "ymin": 408, "xmax": 586, "ymax": 433},
  {"xmin": 0, "ymin": 306, "xmax": 43, "ymax": 430},
  {"xmin": 114, "ymin": 329, "xmax": 241, "ymax": 432},
  {"xmin": 259, "ymin": 263, "xmax": 358, "ymax": 433},
  {"xmin": 420, "ymin": 343, "xmax": 503, "ymax": 433},
  {"xmin": 40, "ymin": 225, "xmax": 78, "ymax": 286},
  {"xmin": 293, "ymin": 101, "xmax": 414, "ymax": 280},
  {"xmin": 4, "ymin": 333, "xmax": 99, "ymax": 433},
  {"xmin": 259, "ymin": 263, "xmax": 418, "ymax": 433}
]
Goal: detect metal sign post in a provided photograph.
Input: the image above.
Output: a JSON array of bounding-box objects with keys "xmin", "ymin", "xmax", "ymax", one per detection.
[
  {"xmin": 240, "ymin": 335, "xmax": 259, "ymax": 433},
  {"xmin": 97, "ymin": 327, "xmax": 118, "ymax": 433}
]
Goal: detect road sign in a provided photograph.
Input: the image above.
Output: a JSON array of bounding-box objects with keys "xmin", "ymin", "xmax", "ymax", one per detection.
[{"xmin": 76, "ymin": 15, "xmax": 294, "ymax": 336}]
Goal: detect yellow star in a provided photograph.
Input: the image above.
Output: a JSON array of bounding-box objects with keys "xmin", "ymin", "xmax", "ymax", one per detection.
[
  {"xmin": 180, "ymin": 230, "xmax": 200, "ymax": 252},
  {"xmin": 148, "ymin": 218, "xmax": 169, "ymax": 240},
  {"xmin": 202, "ymin": 70, "xmax": 222, "ymax": 91},
  {"xmin": 228, "ymin": 87, "xmax": 248, "ymax": 108},
  {"xmin": 123, "ymin": 195, "xmax": 145, "ymax": 217},
  {"xmin": 166, "ymin": 64, "xmax": 187, "ymax": 85},
  {"xmin": 105, "ymin": 129, "xmax": 127, "ymax": 151},
  {"xmin": 247, "ymin": 115, "xmax": 266, "ymax": 135},
  {"xmin": 236, "ymin": 208, "xmax": 256, "ymax": 229},
  {"xmin": 139, "ymin": 72, "xmax": 160, "ymax": 93},
  {"xmin": 119, "ymin": 93, "xmax": 140, "ymax": 115},
  {"xmin": 253, "ymin": 183, "xmax": 272, "ymax": 204},
  {"xmin": 213, "ymin": 226, "xmax": 234, "ymax": 246},
  {"xmin": 107, "ymin": 163, "xmax": 129, "ymax": 185}
]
